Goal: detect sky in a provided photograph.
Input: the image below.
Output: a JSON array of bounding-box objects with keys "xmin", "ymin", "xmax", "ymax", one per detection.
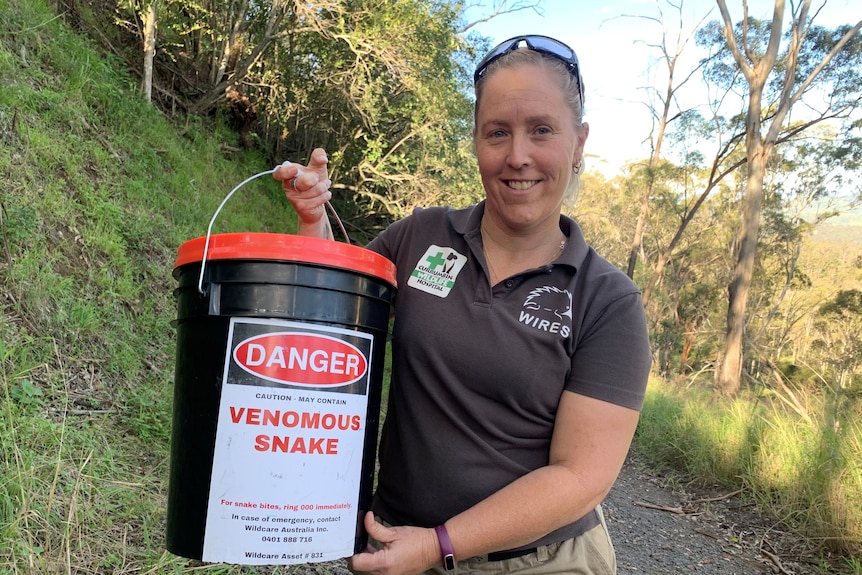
[{"xmin": 463, "ymin": 0, "xmax": 860, "ymax": 175}]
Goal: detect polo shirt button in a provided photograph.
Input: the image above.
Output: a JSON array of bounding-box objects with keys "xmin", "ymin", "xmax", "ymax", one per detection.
[{"xmin": 505, "ymin": 280, "xmax": 515, "ymax": 288}]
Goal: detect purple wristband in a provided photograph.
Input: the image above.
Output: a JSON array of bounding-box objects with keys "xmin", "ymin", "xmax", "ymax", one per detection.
[{"xmin": 434, "ymin": 524, "xmax": 456, "ymax": 571}]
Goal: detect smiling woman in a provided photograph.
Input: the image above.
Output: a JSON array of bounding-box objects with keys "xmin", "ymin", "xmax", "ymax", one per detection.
[
  {"xmin": 462, "ymin": 2, "xmax": 654, "ymax": 173},
  {"xmin": 274, "ymin": 34, "xmax": 651, "ymax": 575},
  {"xmin": 474, "ymin": 51, "xmax": 589, "ymax": 283}
]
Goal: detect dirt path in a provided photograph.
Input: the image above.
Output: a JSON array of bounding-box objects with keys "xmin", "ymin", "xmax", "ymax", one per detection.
[
  {"xmin": 604, "ymin": 452, "xmax": 832, "ymax": 574},
  {"xmin": 290, "ymin": 451, "xmax": 837, "ymax": 575},
  {"xmin": 605, "ymin": 453, "xmax": 772, "ymax": 574}
]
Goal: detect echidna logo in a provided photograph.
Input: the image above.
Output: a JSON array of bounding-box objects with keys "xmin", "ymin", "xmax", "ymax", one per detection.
[{"xmin": 519, "ymin": 286, "xmax": 572, "ymax": 337}]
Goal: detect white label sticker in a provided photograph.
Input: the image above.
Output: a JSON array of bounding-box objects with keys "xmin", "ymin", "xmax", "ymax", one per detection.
[
  {"xmin": 201, "ymin": 318, "xmax": 373, "ymax": 565},
  {"xmin": 407, "ymin": 245, "xmax": 467, "ymax": 298}
]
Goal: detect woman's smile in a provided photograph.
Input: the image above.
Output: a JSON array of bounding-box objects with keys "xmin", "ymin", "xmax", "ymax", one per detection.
[{"xmin": 505, "ymin": 179, "xmax": 540, "ymax": 190}]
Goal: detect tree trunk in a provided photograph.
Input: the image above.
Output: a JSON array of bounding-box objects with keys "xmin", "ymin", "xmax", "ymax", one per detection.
[
  {"xmin": 712, "ymin": 0, "xmax": 784, "ymax": 397},
  {"xmin": 626, "ymin": 15, "xmax": 678, "ymax": 280},
  {"xmin": 141, "ymin": 0, "xmax": 158, "ymax": 102},
  {"xmin": 627, "ymin": 172, "xmax": 653, "ymax": 279},
  {"xmin": 715, "ymin": 100, "xmax": 770, "ymax": 397},
  {"xmin": 190, "ymin": 0, "xmax": 287, "ymax": 115},
  {"xmin": 212, "ymin": 2, "xmax": 248, "ymax": 85}
]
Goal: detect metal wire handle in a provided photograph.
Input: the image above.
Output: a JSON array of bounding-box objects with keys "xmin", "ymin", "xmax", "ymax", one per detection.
[{"xmin": 197, "ymin": 168, "xmax": 350, "ymax": 295}]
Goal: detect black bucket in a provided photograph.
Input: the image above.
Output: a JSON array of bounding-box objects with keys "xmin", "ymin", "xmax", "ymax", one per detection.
[{"xmin": 167, "ymin": 232, "xmax": 396, "ymax": 565}]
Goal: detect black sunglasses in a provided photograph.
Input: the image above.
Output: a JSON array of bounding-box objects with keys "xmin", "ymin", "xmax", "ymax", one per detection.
[{"xmin": 473, "ymin": 35, "xmax": 585, "ymax": 108}]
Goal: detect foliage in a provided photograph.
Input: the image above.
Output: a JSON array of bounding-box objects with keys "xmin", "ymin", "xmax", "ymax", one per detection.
[
  {"xmin": 649, "ymin": 2, "xmax": 862, "ymax": 395},
  {"xmin": 2, "ymin": 0, "xmax": 862, "ymax": 571},
  {"xmin": 814, "ymin": 289, "xmax": 862, "ymax": 388},
  {"xmin": 246, "ymin": 0, "xmax": 484, "ymax": 242},
  {"xmin": 62, "ymin": 0, "xmax": 488, "ymax": 243},
  {"xmin": 0, "ymin": 0, "xmax": 297, "ymax": 571}
]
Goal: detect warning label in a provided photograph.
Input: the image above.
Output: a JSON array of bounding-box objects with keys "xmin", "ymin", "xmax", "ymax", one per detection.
[{"xmin": 201, "ymin": 318, "xmax": 374, "ymax": 565}]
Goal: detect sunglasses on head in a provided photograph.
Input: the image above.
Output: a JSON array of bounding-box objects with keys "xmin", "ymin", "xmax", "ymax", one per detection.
[{"xmin": 473, "ymin": 35, "xmax": 584, "ymax": 108}]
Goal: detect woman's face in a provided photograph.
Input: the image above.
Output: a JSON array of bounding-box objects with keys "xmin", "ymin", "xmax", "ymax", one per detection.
[{"xmin": 474, "ymin": 62, "xmax": 588, "ymax": 235}]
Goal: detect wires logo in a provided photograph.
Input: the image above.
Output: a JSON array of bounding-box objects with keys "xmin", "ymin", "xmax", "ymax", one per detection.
[{"xmin": 519, "ymin": 286, "xmax": 572, "ymax": 337}]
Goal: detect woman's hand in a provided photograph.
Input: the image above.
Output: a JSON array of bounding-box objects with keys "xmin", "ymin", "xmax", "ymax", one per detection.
[
  {"xmin": 348, "ymin": 512, "xmax": 441, "ymax": 575},
  {"xmin": 273, "ymin": 147, "xmax": 333, "ymax": 238}
]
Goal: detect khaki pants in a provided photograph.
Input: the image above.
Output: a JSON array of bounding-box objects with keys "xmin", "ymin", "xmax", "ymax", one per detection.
[{"xmin": 375, "ymin": 506, "xmax": 616, "ymax": 575}]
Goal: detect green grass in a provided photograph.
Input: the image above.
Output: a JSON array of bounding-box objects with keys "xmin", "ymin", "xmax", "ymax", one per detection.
[
  {"xmin": 635, "ymin": 376, "xmax": 862, "ymax": 567},
  {"xmin": 0, "ymin": 0, "xmax": 301, "ymax": 572}
]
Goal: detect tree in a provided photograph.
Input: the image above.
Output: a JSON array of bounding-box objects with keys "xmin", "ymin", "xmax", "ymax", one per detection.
[
  {"xmin": 140, "ymin": 0, "xmax": 158, "ymax": 102},
  {"xmin": 638, "ymin": 103, "xmax": 750, "ymax": 306},
  {"xmin": 753, "ymin": 128, "xmax": 862, "ymax": 352},
  {"xmin": 187, "ymin": 0, "xmax": 290, "ymax": 114},
  {"xmin": 620, "ymin": 0, "xmax": 713, "ymax": 280},
  {"xmin": 245, "ymin": 0, "xmax": 484, "ymax": 241},
  {"xmin": 67, "ymin": 0, "xmax": 543, "ymax": 240},
  {"xmin": 709, "ymin": 0, "xmax": 861, "ymax": 396},
  {"xmin": 815, "ymin": 289, "xmax": 862, "ymax": 388}
]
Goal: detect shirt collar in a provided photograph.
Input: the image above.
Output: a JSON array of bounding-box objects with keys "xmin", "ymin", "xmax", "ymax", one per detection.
[{"xmin": 447, "ymin": 200, "xmax": 588, "ymax": 272}]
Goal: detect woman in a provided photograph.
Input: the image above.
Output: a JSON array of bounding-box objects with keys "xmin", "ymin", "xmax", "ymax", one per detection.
[{"xmin": 274, "ymin": 35, "xmax": 651, "ymax": 575}]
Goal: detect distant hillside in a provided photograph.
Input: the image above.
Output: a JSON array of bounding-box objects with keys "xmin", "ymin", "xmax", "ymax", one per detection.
[{"xmin": 813, "ymin": 223, "xmax": 862, "ymax": 246}]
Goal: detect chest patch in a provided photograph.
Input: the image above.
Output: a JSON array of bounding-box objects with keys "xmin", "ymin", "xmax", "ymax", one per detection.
[
  {"xmin": 520, "ymin": 285, "xmax": 573, "ymax": 338},
  {"xmin": 407, "ymin": 245, "xmax": 467, "ymax": 298}
]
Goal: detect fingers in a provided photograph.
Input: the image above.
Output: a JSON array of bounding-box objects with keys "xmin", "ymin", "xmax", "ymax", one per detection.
[
  {"xmin": 350, "ymin": 514, "xmax": 439, "ymax": 575},
  {"xmin": 348, "ymin": 513, "xmax": 389, "ymax": 574},
  {"xmin": 308, "ymin": 147, "xmax": 329, "ymax": 170},
  {"xmin": 273, "ymin": 148, "xmax": 328, "ymax": 187},
  {"xmin": 273, "ymin": 150, "xmax": 332, "ymax": 226},
  {"xmin": 364, "ymin": 511, "xmax": 393, "ymax": 542},
  {"xmin": 285, "ymin": 183, "xmax": 332, "ymax": 225},
  {"xmin": 272, "ymin": 161, "xmax": 298, "ymax": 182},
  {"xmin": 273, "ymin": 162, "xmax": 308, "ymax": 190}
]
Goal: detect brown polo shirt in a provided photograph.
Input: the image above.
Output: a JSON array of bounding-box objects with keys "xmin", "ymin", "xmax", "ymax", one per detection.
[{"xmin": 366, "ymin": 202, "xmax": 651, "ymax": 549}]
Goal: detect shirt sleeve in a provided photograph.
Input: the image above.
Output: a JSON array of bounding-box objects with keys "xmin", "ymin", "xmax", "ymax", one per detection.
[
  {"xmin": 365, "ymin": 208, "xmax": 421, "ymax": 259},
  {"xmin": 566, "ymin": 290, "xmax": 652, "ymax": 411}
]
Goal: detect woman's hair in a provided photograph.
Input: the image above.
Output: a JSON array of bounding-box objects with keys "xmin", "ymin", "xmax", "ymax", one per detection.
[
  {"xmin": 474, "ymin": 49, "xmax": 584, "ymax": 127},
  {"xmin": 473, "ymin": 49, "xmax": 586, "ymax": 203}
]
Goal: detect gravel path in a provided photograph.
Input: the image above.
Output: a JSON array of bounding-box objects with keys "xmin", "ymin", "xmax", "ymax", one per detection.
[
  {"xmin": 603, "ymin": 453, "xmax": 772, "ymax": 574},
  {"xmin": 275, "ymin": 451, "xmax": 839, "ymax": 575},
  {"xmin": 603, "ymin": 452, "xmax": 840, "ymax": 574}
]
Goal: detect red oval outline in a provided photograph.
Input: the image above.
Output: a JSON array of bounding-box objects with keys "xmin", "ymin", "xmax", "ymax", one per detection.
[{"xmin": 233, "ymin": 332, "xmax": 368, "ymax": 388}]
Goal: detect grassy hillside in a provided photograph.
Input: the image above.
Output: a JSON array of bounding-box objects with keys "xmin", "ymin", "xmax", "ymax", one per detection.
[{"xmin": 1, "ymin": 0, "xmax": 299, "ymax": 572}]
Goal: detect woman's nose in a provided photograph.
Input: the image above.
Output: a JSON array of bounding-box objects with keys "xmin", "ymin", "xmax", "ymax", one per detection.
[{"xmin": 506, "ymin": 134, "xmax": 533, "ymax": 168}]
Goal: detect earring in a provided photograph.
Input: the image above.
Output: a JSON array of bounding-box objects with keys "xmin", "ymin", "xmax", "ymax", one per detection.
[{"xmin": 573, "ymin": 163, "xmax": 581, "ymax": 174}]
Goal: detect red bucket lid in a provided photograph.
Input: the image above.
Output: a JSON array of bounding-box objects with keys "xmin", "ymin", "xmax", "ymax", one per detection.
[{"xmin": 174, "ymin": 233, "xmax": 396, "ymax": 287}]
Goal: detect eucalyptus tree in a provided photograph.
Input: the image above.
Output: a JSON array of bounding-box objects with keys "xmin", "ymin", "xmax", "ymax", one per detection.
[
  {"xmin": 813, "ymin": 288, "xmax": 862, "ymax": 397},
  {"xmin": 753, "ymin": 128, "xmax": 862, "ymax": 354},
  {"xmin": 622, "ymin": 2, "xmax": 860, "ymax": 392},
  {"xmin": 620, "ymin": 0, "xmax": 714, "ymax": 280},
  {"xmin": 638, "ymin": 108, "xmax": 748, "ymax": 307},
  {"xmin": 705, "ymin": 0, "xmax": 862, "ymax": 396},
  {"xmin": 635, "ymin": 154, "xmax": 736, "ymax": 376}
]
